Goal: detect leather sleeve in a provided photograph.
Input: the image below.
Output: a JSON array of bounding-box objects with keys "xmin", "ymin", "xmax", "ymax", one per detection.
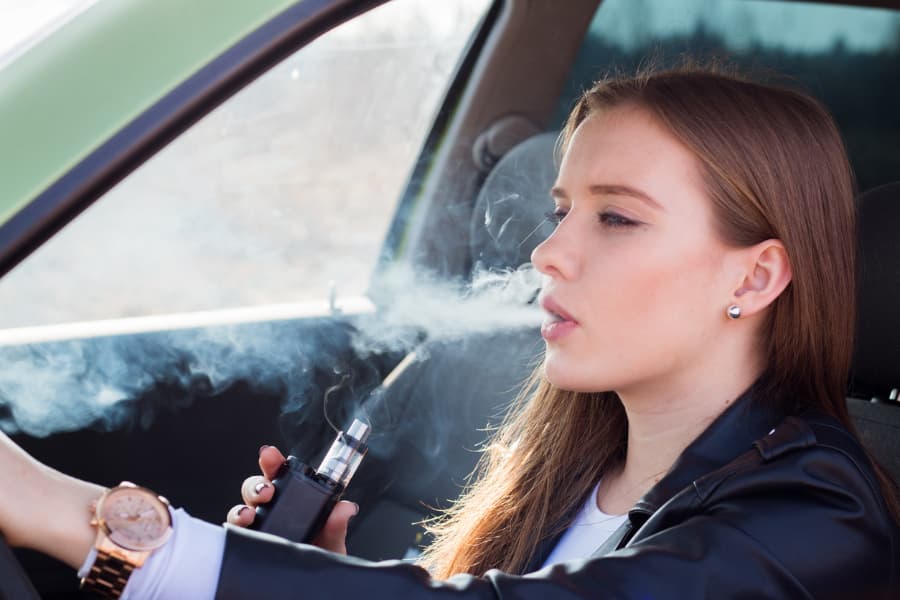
[
  {"xmin": 214, "ymin": 447, "xmax": 897, "ymax": 599},
  {"xmin": 210, "ymin": 520, "xmax": 820, "ymax": 600}
]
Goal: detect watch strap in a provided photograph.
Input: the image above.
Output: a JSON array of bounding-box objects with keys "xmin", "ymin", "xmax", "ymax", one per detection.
[{"xmin": 80, "ymin": 549, "xmax": 134, "ymax": 598}]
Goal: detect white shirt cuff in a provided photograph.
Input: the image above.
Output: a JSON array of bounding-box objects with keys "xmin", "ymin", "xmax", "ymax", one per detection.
[{"xmin": 78, "ymin": 507, "xmax": 226, "ymax": 600}]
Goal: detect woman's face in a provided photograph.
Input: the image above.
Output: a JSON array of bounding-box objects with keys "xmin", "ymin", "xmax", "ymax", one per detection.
[{"xmin": 532, "ymin": 105, "xmax": 739, "ymax": 395}]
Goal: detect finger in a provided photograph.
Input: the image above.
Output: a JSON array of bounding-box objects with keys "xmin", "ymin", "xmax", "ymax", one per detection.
[
  {"xmin": 240, "ymin": 475, "xmax": 273, "ymax": 507},
  {"xmin": 258, "ymin": 445, "xmax": 287, "ymax": 480},
  {"xmin": 310, "ymin": 500, "xmax": 359, "ymax": 555},
  {"xmin": 226, "ymin": 504, "xmax": 255, "ymax": 527}
]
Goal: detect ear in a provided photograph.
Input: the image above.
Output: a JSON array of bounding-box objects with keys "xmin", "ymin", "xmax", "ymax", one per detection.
[{"xmin": 730, "ymin": 239, "xmax": 792, "ymax": 318}]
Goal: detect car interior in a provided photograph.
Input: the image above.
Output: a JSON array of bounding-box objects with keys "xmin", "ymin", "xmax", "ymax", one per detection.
[{"xmin": 1, "ymin": 0, "xmax": 899, "ymax": 596}]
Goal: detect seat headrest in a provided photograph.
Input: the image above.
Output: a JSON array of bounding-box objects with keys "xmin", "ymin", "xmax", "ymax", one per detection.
[
  {"xmin": 852, "ymin": 181, "xmax": 900, "ymax": 399},
  {"xmin": 469, "ymin": 132, "xmax": 559, "ymax": 272}
]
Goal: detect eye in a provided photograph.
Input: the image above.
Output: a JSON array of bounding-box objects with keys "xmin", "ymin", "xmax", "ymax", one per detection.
[
  {"xmin": 544, "ymin": 208, "xmax": 567, "ymax": 225},
  {"xmin": 599, "ymin": 211, "xmax": 639, "ymax": 228}
]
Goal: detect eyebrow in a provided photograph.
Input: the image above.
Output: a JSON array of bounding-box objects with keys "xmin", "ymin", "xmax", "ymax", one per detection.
[{"xmin": 550, "ymin": 184, "xmax": 665, "ymax": 212}]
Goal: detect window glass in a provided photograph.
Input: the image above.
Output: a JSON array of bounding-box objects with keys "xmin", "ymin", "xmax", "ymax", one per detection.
[
  {"xmin": 0, "ymin": 0, "xmax": 97, "ymax": 69},
  {"xmin": 556, "ymin": 0, "xmax": 900, "ymax": 191},
  {"xmin": 0, "ymin": 0, "xmax": 491, "ymax": 330}
]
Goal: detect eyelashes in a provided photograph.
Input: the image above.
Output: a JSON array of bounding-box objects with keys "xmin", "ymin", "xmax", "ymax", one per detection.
[
  {"xmin": 599, "ymin": 212, "xmax": 639, "ymax": 228},
  {"xmin": 544, "ymin": 209, "xmax": 567, "ymax": 225},
  {"xmin": 544, "ymin": 209, "xmax": 639, "ymax": 229}
]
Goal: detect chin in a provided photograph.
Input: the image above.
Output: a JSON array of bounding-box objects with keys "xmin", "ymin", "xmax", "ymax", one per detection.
[{"xmin": 542, "ymin": 357, "xmax": 608, "ymax": 393}]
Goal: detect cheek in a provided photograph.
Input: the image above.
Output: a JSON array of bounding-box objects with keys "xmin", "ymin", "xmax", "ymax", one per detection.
[
  {"xmin": 545, "ymin": 235, "xmax": 725, "ymax": 391},
  {"xmin": 594, "ymin": 238, "xmax": 716, "ymax": 332}
]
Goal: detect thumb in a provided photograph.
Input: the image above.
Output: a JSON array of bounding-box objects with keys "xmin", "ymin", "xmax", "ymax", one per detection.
[{"xmin": 310, "ymin": 500, "xmax": 358, "ymax": 555}]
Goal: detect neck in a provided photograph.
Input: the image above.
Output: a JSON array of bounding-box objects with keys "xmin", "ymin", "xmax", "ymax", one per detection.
[{"xmin": 599, "ymin": 340, "xmax": 764, "ymax": 513}]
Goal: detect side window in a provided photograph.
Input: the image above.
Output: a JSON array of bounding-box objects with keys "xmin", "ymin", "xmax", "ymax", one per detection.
[
  {"xmin": 0, "ymin": 1, "xmax": 97, "ymax": 65},
  {"xmin": 0, "ymin": 0, "xmax": 491, "ymax": 330},
  {"xmin": 556, "ymin": 0, "xmax": 900, "ymax": 191}
]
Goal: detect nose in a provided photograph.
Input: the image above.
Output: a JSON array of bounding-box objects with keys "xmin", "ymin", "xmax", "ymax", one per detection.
[{"xmin": 531, "ymin": 225, "xmax": 578, "ymax": 280}]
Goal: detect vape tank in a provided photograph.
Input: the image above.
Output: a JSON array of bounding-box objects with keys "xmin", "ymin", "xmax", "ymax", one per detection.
[{"xmin": 252, "ymin": 419, "xmax": 370, "ymax": 543}]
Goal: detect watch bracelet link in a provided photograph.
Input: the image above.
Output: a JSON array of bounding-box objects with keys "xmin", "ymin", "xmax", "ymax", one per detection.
[{"xmin": 80, "ymin": 549, "xmax": 134, "ymax": 598}]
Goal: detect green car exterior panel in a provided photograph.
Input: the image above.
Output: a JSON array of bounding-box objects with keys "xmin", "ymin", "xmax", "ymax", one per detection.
[{"xmin": 0, "ymin": 0, "xmax": 302, "ymax": 226}]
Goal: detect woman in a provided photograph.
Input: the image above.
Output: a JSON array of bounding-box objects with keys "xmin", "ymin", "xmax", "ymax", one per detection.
[{"xmin": 1, "ymin": 65, "xmax": 898, "ymax": 598}]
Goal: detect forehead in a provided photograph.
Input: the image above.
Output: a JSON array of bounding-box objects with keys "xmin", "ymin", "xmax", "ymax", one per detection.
[{"xmin": 557, "ymin": 106, "xmax": 706, "ymax": 202}]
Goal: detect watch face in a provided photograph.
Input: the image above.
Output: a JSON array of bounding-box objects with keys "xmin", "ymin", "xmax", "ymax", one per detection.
[{"xmin": 99, "ymin": 486, "xmax": 172, "ymax": 551}]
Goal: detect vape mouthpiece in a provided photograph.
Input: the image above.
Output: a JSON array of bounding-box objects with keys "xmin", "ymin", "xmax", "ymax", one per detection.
[{"xmin": 316, "ymin": 418, "xmax": 370, "ymax": 487}]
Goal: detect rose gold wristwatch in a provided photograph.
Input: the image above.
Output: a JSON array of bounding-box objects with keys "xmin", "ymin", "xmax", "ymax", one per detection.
[{"xmin": 80, "ymin": 482, "xmax": 172, "ymax": 598}]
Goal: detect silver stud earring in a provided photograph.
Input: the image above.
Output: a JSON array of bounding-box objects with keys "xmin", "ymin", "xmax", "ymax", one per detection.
[{"xmin": 726, "ymin": 305, "xmax": 741, "ymax": 320}]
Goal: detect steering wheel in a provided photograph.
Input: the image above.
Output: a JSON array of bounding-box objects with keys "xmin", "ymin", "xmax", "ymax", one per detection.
[{"xmin": 0, "ymin": 534, "xmax": 41, "ymax": 599}]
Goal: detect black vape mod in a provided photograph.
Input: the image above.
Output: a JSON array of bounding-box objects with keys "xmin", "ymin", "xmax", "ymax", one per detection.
[{"xmin": 251, "ymin": 419, "xmax": 370, "ymax": 543}]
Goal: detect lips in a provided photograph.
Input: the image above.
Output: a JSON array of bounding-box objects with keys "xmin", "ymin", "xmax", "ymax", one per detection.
[
  {"xmin": 539, "ymin": 295, "xmax": 579, "ymax": 341},
  {"xmin": 540, "ymin": 296, "xmax": 576, "ymax": 322}
]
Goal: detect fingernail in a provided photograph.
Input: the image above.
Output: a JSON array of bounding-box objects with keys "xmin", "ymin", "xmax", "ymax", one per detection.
[
  {"xmin": 237, "ymin": 505, "xmax": 250, "ymax": 517},
  {"xmin": 353, "ymin": 502, "xmax": 360, "ymax": 516},
  {"xmin": 254, "ymin": 482, "xmax": 270, "ymax": 494},
  {"xmin": 258, "ymin": 444, "xmax": 270, "ymax": 456}
]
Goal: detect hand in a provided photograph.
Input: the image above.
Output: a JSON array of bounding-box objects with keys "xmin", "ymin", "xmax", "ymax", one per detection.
[{"xmin": 226, "ymin": 445, "xmax": 358, "ymax": 555}]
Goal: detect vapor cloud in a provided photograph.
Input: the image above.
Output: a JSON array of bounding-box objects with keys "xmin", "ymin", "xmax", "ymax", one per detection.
[{"xmin": 0, "ymin": 265, "xmax": 542, "ymax": 438}]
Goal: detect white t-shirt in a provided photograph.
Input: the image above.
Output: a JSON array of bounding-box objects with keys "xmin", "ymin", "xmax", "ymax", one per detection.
[{"xmin": 540, "ymin": 480, "xmax": 629, "ymax": 568}]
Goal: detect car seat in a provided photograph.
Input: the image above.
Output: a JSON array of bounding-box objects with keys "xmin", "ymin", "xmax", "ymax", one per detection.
[
  {"xmin": 849, "ymin": 181, "xmax": 900, "ymax": 482},
  {"xmin": 468, "ymin": 132, "xmax": 559, "ymax": 273}
]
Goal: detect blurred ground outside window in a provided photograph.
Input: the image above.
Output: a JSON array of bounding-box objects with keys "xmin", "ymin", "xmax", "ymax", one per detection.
[{"xmin": 0, "ymin": 0, "xmax": 490, "ymax": 330}]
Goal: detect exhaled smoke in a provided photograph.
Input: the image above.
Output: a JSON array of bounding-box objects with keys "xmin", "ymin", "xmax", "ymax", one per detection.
[
  {"xmin": 351, "ymin": 263, "xmax": 541, "ymax": 357},
  {"xmin": 0, "ymin": 264, "xmax": 542, "ymax": 438},
  {"xmin": 0, "ymin": 324, "xmax": 319, "ymax": 438}
]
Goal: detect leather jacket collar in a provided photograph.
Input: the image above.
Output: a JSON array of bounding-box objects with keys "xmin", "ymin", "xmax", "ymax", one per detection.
[
  {"xmin": 526, "ymin": 376, "xmax": 784, "ymax": 572},
  {"xmin": 633, "ymin": 375, "xmax": 782, "ymax": 518}
]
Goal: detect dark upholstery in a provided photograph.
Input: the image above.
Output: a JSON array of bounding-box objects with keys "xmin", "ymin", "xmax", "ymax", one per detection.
[
  {"xmin": 361, "ymin": 331, "xmax": 544, "ymax": 509},
  {"xmin": 853, "ymin": 182, "xmax": 900, "ymax": 398},
  {"xmin": 849, "ymin": 399, "xmax": 900, "ymax": 485},
  {"xmin": 347, "ymin": 330, "xmax": 545, "ymax": 559},
  {"xmin": 849, "ymin": 181, "xmax": 900, "ymax": 483},
  {"xmin": 469, "ymin": 132, "xmax": 558, "ymax": 272}
]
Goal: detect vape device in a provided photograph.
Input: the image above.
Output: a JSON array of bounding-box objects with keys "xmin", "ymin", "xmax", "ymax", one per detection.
[{"xmin": 252, "ymin": 419, "xmax": 370, "ymax": 543}]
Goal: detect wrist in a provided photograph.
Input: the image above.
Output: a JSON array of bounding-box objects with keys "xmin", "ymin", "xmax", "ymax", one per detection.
[{"xmin": 17, "ymin": 464, "xmax": 105, "ymax": 569}]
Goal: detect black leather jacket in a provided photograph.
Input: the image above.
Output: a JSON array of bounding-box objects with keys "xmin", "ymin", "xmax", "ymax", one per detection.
[{"xmin": 214, "ymin": 383, "xmax": 900, "ymax": 599}]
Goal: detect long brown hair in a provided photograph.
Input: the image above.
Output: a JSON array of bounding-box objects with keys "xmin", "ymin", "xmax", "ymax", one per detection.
[{"xmin": 419, "ymin": 64, "xmax": 899, "ymax": 578}]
